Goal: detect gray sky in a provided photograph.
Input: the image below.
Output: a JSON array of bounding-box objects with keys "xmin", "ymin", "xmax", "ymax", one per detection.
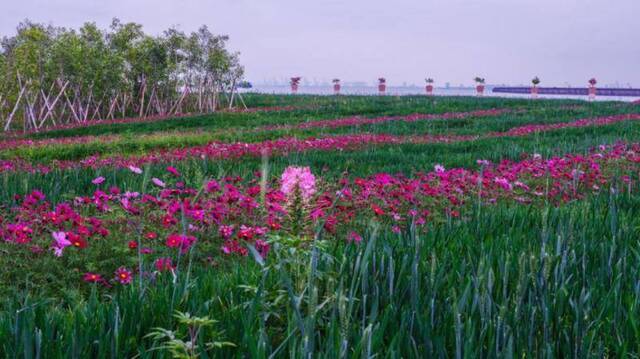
[{"xmin": 2, "ymin": 0, "xmax": 639, "ymax": 86}]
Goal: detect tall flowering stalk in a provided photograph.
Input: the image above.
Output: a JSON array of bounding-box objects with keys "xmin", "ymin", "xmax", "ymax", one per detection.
[{"xmin": 280, "ymin": 166, "xmax": 316, "ymax": 237}]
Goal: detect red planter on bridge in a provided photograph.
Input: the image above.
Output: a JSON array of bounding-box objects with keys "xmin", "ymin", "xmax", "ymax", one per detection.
[
  {"xmin": 531, "ymin": 86, "xmax": 539, "ymax": 99},
  {"xmin": 425, "ymin": 84, "xmax": 434, "ymax": 95},
  {"xmin": 378, "ymin": 78, "xmax": 387, "ymax": 95},
  {"xmin": 290, "ymin": 77, "xmax": 301, "ymax": 94},
  {"xmin": 333, "ymin": 79, "xmax": 341, "ymax": 95},
  {"xmin": 588, "ymin": 78, "xmax": 597, "ymax": 101}
]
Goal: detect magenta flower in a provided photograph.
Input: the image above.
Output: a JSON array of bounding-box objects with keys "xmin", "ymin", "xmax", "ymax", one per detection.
[
  {"xmin": 219, "ymin": 225, "xmax": 234, "ymax": 239},
  {"xmin": 494, "ymin": 177, "xmax": 513, "ymax": 191},
  {"xmin": 114, "ymin": 267, "xmax": 133, "ymax": 284},
  {"xmin": 206, "ymin": 180, "xmax": 220, "ymax": 192},
  {"xmin": 92, "ymin": 176, "xmax": 105, "ymax": 185},
  {"xmin": 154, "ymin": 257, "xmax": 174, "ymax": 272},
  {"xmin": 348, "ymin": 231, "xmax": 363, "ymax": 243},
  {"xmin": 280, "ymin": 166, "xmax": 316, "ymax": 202},
  {"xmin": 166, "ymin": 166, "xmax": 181, "ymax": 177},
  {"xmin": 83, "ymin": 272, "xmax": 103, "ymax": 283}
]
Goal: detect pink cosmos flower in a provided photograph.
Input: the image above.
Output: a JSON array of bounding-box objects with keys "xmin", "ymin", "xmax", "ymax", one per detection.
[
  {"xmin": 128, "ymin": 165, "xmax": 143, "ymax": 174},
  {"xmin": 434, "ymin": 164, "xmax": 445, "ymax": 173},
  {"xmin": 114, "ymin": 267, "xmax": 133, "ymax": 284},
  {"xmin": 52, "ymin": 231, "xmax": 71, "ymax": 257},
  {"xmin": 124, "ymin": 191, "xmax": 140, "ymax": 199},
  {"xmin": 152, "ymin": 178, "xmax": 166, "ymax": 188},
  {"xmin": 92, "ymin": 176, "xmax": 106, "ymax": 185},
  {"xmin": 494, "ymin": 177, "xmax": 513, "ymax": 191},
  {"xmin": 280, "ymin": 166, "xmax": 316, "ymax": 202}
]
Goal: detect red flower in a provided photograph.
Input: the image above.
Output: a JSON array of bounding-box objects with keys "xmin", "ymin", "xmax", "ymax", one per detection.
[
  {"xmin": 83, "ymin": 272, "xmax": 103, "ymax": 283},
  {"xmin": 165, "ymin": 233, "xmax": 197, "ymax": 251},
  {"xmin": 68, "ymin": 233, "xmax": 88, "ymax": 249},
  {"xmin": 371, "ymin": 204, "xmax": 385, "ymax": 216},
  {"xmin": 145, "ymin": 231, "xmax": 158, "ymax": 240},
  {"xmin": 114, "ymin": 267, "xmax": 132, "ymax": 284},
  {"xmin": 128, "ymin": 241, "xmax": 138, "ymax": 249},
  {"xmin": 268, "ymin": 217, "xmax": 281, "ymax": 230},
  {"xmin": 237, "ymin": 225, "xmax": 255, "ymax": 240},
  {"xmin": 166, "ymin": 234, "xmax": 181, "ymax": 248}
]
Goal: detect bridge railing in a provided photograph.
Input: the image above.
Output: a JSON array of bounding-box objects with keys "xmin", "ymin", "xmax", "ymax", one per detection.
[{"xmin": 493, "ymin": 87, "xmax": 640, "ymax": 97}]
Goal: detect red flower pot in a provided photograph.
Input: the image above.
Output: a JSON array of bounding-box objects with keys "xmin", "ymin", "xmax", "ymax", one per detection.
[
  {"xmin": 378, "ymin": 84, "xmax": 386, "ymax": 94},
  {"xmin": 476, "ymin": 85, "xmax": 485, "ymax": 96},
  {"xmin": 425, "ymin": 85, "xmax": 434, "ymax": 95},
  {"xmin": 291, "ymin": 83, "xmax": 299, "ymax": 94},
  {"xmin": 334, "ymin": 84, "xmax": 341, "ymax": 94}
]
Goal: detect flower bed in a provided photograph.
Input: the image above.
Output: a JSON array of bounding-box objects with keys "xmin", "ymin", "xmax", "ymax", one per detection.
[
  {"xmin": 1, "ymin": 142, "xmax": 639, "ymax": 288},
  {"xmin": 1, "ymin": 113, "xmax": 639, "ymax": 175},
  {"xmin": 0, "ymin": 108, "xmax": 512, "ymax": 152}
]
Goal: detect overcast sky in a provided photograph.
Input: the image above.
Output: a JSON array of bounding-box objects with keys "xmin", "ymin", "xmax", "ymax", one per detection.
[{"xmin": 2, "ymin": 0, "xmax": 639, "ymax": 86}]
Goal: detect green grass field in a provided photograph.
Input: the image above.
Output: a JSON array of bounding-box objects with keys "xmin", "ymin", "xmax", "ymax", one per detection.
[{"xmin": 1, "ymin": 94, "xmax": 640, "ymax": 357}]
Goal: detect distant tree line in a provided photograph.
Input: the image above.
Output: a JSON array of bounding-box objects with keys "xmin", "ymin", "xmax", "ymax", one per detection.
[{"xmin": 0, "ymin": 19, "xmax": 245, "ymax": 132}]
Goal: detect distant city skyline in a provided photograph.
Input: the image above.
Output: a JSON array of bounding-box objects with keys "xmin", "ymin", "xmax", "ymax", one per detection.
[{"xmin": 2, "ymin": 0, "xmax": 639, "ymax": 87}]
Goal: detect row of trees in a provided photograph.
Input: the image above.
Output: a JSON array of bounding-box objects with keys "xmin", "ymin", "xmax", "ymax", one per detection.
[{"xmin": 0, "ymin": 19, "xmax": 245, "ymax": 132}]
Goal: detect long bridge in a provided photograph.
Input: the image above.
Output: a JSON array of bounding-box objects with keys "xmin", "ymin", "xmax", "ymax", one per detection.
[{"xmin": 493, "ymin": 87, "xmax": 640, "ymax": 97}]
